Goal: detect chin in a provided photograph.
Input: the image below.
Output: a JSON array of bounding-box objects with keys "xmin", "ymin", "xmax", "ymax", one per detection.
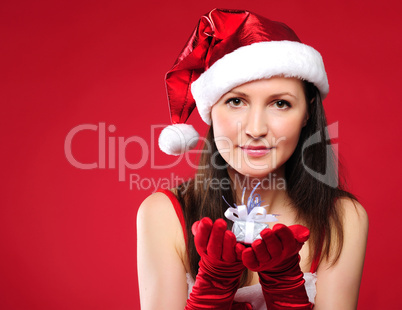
[
  {"xmin": 232, "ymin": 167, "xmax": 276, "ymax": 180},
  {"xmin": 229, "ymin": 157, "xmax": 287, "ymax": 180}
]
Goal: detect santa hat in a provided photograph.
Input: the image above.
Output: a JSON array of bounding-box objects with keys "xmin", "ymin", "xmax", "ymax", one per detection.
[{"xmin": 159, "ymin": 8, "xmax": 329, "ymax": 155}]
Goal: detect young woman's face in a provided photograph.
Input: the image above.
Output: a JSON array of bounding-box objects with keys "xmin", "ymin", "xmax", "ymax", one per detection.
[{"xmin": 211, "ymin": 77, "xmax": 308, "ymax": 178}]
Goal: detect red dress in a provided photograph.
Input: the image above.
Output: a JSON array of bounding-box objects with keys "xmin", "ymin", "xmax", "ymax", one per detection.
[{"xmin": 156, "ymin": 189, "xmax": 320, "ymax": 309}]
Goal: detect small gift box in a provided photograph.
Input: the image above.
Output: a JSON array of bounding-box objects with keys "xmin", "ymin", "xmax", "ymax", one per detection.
[{"xmin": 224, "ymin": 182, "xmax": 278, "ymax": 244}]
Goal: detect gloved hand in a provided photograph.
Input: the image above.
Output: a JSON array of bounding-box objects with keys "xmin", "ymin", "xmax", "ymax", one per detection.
[
  {"xmin": 231, "ymin": 301, "xmax": 253, "ymax": 309},
  {"xmin": 185, "ymin": 217, "xmax": 246, "ymax": 310},
  {"xmin": 242, "ymin": 224, "xmax": 313, "ymax": 309}
]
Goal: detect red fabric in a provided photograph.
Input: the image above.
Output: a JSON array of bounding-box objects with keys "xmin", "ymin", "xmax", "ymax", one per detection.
[
  {"xmin": 231, "ymin": 301, "xmax": 253, "ymax": 310},
  {"xmin": 157, "ymin": 189, "xmax": 322, "ymax": 274},
  {"xmin": 165, "ymin": 8, "xmax": 300, "ymax": 124},
  {"xmin": 243, "ymin": 224, "xmax": 313, "ymax": 309},
  {"xmin": 157, "ymin": 190, "xmax": 320, "ymax": 308},
  {"xmin": 185, "ymin": 218, "xmax": 246, "ymax": 310},
  {"xmin": 157, "ymin": 190, "xmax": 255, "ymax": 309}
]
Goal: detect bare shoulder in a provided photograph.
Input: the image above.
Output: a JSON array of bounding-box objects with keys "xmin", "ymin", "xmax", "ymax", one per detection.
[
  {"xmin": 137, "ymin": 189, "xmax": 187, "ymax": 261},
  {"xmin": 137, "ymin": 190, "xmax": 177, "ymax": 219},
  {"xmin": 137, "ymin": 190, "xmax": 189, "ymax": 309},
  {"xmin": 336, "ymin": 197, "xmax": 369, "ymax": 231},
  {"xmin": 314, "ymin": 198, "xmax": 368, "ymax": 308},
  {"xmin": 320, "ymin": 197, "xmax": 369, "ymax": 266},
  {"xmin": 137, "ymin": 190, "xmax": 185, "ymax": 247}
]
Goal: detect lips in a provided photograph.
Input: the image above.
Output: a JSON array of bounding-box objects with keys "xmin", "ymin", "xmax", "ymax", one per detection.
[
  {"xmin": 241, "ymin": 145, "xmax": 272, "ymax": 150},
  {"xmin": 240, "ymin": 145, "xmax": 274, "ymax": 157}
]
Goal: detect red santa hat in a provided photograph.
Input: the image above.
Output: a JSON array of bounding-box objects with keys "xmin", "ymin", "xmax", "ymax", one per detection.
[{"xmin": 159, "ymin": 8, "xmax": 329, "ymax": 155}]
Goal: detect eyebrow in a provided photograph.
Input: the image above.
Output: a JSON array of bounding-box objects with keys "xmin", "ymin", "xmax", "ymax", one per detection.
[
  {"xmin": 227, "ymin": 90, "xmax": 249, "ymax": 97},
  {"xmin": 270, "ymin": 92, "xmax": 298, "ymax": 99},
  {"xmin": 226, "ymin": 90, "xmax": 298, "ymax": 99}
]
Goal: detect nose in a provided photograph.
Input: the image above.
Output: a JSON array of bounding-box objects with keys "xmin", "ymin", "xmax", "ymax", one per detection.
[{"xmin": 244, "ymin": 105, "xmax": 268, "ymax": 139}]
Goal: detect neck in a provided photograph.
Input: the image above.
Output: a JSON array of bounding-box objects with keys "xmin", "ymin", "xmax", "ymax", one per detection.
[{"xmin": 228, "ymin": 166, "xmax": 291, "ymax": 214}]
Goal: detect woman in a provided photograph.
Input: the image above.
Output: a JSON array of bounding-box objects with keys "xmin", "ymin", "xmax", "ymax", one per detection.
[{"xmin": 137, "ymin": 8, "xmax": 368, "ymax": 310}]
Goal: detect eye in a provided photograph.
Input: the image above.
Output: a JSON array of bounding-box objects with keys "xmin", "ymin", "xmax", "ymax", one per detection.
[
  {"xmin": 273, "ymin": 100, "xmax": 291, "ymax": 109},
  {"xmin": 225, "ymin": 97, "xmax": 244, "ymax": 108}
]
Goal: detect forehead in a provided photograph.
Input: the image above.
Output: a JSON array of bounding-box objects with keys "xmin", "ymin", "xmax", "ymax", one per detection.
[{"xmin": 229, "ymin": 77, "xmax": 305, "ymax": 94}]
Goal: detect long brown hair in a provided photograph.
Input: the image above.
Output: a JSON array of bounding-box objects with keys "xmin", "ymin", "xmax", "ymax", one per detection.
[{"xmin": 176, "ymin": 81, "xmax": 356, "ymax": 281}]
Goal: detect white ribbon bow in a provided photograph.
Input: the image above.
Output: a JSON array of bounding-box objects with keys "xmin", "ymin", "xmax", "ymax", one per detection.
[
  {"xmin": 224, "ymin": 205, "xmax": 277, "ymax": 223},
  {"xmin": 225, "ymin": 205, "xmax": 278, "ymax": 243}
]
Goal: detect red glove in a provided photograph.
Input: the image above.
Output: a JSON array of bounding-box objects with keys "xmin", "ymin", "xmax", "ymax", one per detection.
[
  {"xmin": 242, "ymin": 224, "xmax": 312, "ymax": 309},
  {"xmin": 185, "ymin": 217, "xmax": 246, "ymax": 310},
  {"xmin": 232, "ymin": 301, "xmax": 253, "ymax": 309}
]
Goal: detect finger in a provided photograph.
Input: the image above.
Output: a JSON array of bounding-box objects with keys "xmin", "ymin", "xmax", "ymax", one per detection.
[
  {"xmin": 261, "ymin": 227, "xmax": 283, "ymax": 259},
  {"xmin": 242, "ymin": 247, "xmax": 260, "ymax": 271},
  {"xmin": 251, "ymin": 238, "xmax": 270, "ymax": 262},
  {"xmin": 207, "ymin": 218, "xmax": 227, "ymax": 259},
  {"xmin": 231, "ymin": 301, "xmax": 253, "ymax": 310},
  {"xmin": 260, "ymin": 227, "xmax": 272, "ymax": 239},
  {"xmin": 194, "ymin": 217, "xmax": 213, "ymax": 254},
  {"xmin": 289, "ymin": 225, "xmax": 310, "ymax": 243},
  {"xmin": 273, "ymin": 224, "xmax": 297, "ymax": 249},
  {"xmin": 222, "ymin": 230, "xmax": 237, "ymax": 263},
  {"xmin": 191, "ymin": 221, "xmax": 200, "ymax": 236},
  {"xmin": 235, "ymin": 243, "xmax": 245, "ymax": 261}
]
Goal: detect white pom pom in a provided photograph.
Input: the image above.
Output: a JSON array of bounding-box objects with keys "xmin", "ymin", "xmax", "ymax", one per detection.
[{"xmin": 158, "ymin": 124, "xmax": 200, "ymax": 155}]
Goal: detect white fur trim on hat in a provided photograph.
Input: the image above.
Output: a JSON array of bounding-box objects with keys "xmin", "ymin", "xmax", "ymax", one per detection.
[
  {"xmin": 158, "ymin": 124, "xmax": 200, "ymax": 155},
  {"xmin": 191, "ymin": 40, "xmax": 329, "ymax": 125}
]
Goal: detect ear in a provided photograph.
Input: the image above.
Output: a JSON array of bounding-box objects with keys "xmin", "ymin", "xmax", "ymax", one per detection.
[
  {"xmin": 303, "ymin": 113, "xmax": 309, "ymax": 127},
  {"xmin": 303, "ymin": 97, "xmax": 314, "ymax": 127}
]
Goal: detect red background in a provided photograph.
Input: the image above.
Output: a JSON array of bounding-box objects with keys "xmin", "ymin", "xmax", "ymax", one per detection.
[{"xmin": 1, "ymin": 0, "xmax": 401, "ymax": 309}]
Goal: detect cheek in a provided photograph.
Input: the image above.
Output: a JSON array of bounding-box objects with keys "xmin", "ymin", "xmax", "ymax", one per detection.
[
  {"xmin": 211, "ymin": 107, "xmax": 238, "ymax": 139},
  {"xmin": 211, "ymin": 107, "xmax": 241, "ymax": 164},
  {"xmin": 213, "ymin": 121, "xmax": 238, "ymax": 154},
  {"xmin": 269, "ymin": 115, "xmax": 305, "ymax": 147}
]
